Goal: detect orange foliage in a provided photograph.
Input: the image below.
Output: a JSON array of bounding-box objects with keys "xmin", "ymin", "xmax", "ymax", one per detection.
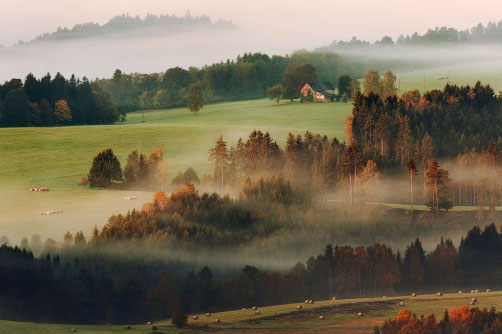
[
  {"xmin": 153, "ymin": 191, "xmax": 170, "ymax": 210},
  {"xmin": 450, "ymin": 306, "xmax": 471, "ymax": 323}
]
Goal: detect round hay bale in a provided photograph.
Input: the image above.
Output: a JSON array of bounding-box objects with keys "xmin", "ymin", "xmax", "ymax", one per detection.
[
  {"xmin": 70, "ymin": 329, "xmax": 76, "ymax": 333},
  {"xmin": 399, "ymin": 302, "xmax": 404, "ymax": 306},
  {"xmin": 382, "ymin": 296, "xmax": 386, "ymax": 298},
  {"xmin": 319, "ymin": 315, "xmax": 325, "ymax": 320},
  {"xmin": 475, "ymin": 289, "xmax": 479, "ymax": 293},
  {"xmin": 214, "ymin": 318, "xmax": 220, "ymax": 323},
  {"xmin": 309, "ymin": 300, "xmax": 314, "ymax": 304},
  {"xmin": 332, "ymin": 297, "xmax": 337, "ymax": 301},
  {"xmin": 146, "ymin": 321, "xmax": 153, "ymax": 325},
  {"xmin": 206, "ymin": 313, "xmax": 211, "ymax": 317},
  {"xmin": 193, "ymin": 315, "xmax": 198, "ymax": 320},
  {"xmin": 471, "ymin": 290, "xmax": 475, "ymax": 293},
  {"xmin": 472, "ymin": 297, "xmax": 477, "ymax": 302},
  {"xmin": 252, "ymin": 306, "xmax": 257, "ymax": 310},
  {"xmin": 358, "ymin": 312, "xmax": 364, "ymax": 317},
  {"xmin": 125, "ymin": 325, "xmax": 132, "ymax": 330},
  {"xmin": 436, "ymin": 292, "xmax": 443, "ymax": 296},
  {"xmin": 458, "ymin": 290, "xmax": 462, "ymax": 294},
  {"xmin": 487, "ymin": 288, "xmax": 492, "ymax": 293},
  {"xmin": 255, "ymin": 311, "xmax": 260, "ymax": 315},
  {"xmin": 411, "ymin": 293, "xmax": 417, "ymax": 297},
  {"xmin": 242, "ymin": 308, "xmax": 246, "ymax": 311},
  {"xmin": 296, "ymin": 305, "xmax": 302, "ymax": 309},
  {"xmin": 305, "ymin": 299, "xmax": 309, "ymax": 304}
]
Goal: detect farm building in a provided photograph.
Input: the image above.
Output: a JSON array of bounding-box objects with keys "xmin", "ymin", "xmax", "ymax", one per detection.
[{"xmin": 301, "ymin": 81, "xmax": 336, "ymax": 102}]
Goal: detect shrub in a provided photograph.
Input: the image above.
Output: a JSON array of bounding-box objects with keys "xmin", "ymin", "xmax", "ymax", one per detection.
[{"xmin": 171, "ymin": 312, "xmax": 188, "ymax": 328}]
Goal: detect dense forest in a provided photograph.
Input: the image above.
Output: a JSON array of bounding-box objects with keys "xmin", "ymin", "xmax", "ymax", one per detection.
[
  {"xmin": 12, "ymin": 13, "xmax": 235, "ymax": 46},
  {"xmin": 0, "ymin": 73, "xmax": 121, "ymax": 126},
  {"xmin": 317, "ymin": 21, "xmax": 502, "ymax": 49},
  {"xmin": 95, "ymin": 51, "xmax": 361, "ymax": 112},
  {"xmin": 1, "ymin": 224, "xmax": 501, "ymax": 324}
]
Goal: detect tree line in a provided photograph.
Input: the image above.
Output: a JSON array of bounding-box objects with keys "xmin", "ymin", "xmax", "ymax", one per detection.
[
  {"xmin": 1, "ymin": 224, "xmax": 501, "ymax": 324},
  {"xmin": 0, "ymin": 73, "xmax": 121, "ymax": 127},
  {"xmin": 95, "ymin": 51, "xmax": 361, "ymax": 112},
  {"xmin": 318, "ymin": 21, "xmax": 502, "ymax": 49},
  {"xmin": 378, "ymin": 306, "xmax": 502, "ymax": 334}
]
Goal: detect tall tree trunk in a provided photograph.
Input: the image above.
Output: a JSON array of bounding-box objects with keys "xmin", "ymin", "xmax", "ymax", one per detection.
[{"xmin": 409, "ymin": 169, "xmax": 413, "ymax": 209}]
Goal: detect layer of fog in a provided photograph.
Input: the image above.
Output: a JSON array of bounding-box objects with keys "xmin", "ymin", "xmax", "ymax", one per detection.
[{"xmin": 0, "ymin": 25, "xmax": 328, "ymax": 81}]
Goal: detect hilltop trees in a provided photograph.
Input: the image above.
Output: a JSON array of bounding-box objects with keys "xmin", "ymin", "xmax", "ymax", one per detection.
[{"xmin": 88, "ymin": 149, "xmax": 123, "ymax": 188}]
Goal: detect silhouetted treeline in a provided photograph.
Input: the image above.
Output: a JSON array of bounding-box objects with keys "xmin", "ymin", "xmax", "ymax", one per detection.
[
  {"xmin": 319, "ymin": 21, "xmax": 502, "ymax": 49},
  {"xmin": 16, "ymin": 13, "xmax": 234, "ymax": 46},
  {"xmin": 95, "ymin": 52, "xmax": 361, "ymax": 112},
  {"xmin": 2, "ymin": 224, "xmax": 502, "ymax": 324},
  {"xmin": 0, "ymin": 73, "xmax": 121, "ymax": 127}
]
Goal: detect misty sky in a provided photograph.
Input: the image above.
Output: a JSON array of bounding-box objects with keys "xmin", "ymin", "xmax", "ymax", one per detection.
[{"xmin": 2, "ymin": 0, "xmax": 502, "ymax": 46}]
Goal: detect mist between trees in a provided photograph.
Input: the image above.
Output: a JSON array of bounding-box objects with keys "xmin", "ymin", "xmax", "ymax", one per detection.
[{"xmin": 1, "ymin": 222, "xmax": 502, "ymax": 324}]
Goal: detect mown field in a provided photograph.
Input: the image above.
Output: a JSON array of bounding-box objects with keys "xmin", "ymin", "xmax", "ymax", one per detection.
[
  {"xmin": 0, "ymin": 99, "xmax": 352, "ymax": 242},
  {"xmin": 3, "ymin": 291, "xmax": 502, "ymax": 334}
]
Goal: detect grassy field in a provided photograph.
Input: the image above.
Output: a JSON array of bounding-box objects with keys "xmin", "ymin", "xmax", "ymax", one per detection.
[
  {"xmin": 0, "ymin": 99, "xmax": 351, "ymax": 242},
  {"xmin": 3, "ymin": 291, "xmax": 502, "ymax": 334}
]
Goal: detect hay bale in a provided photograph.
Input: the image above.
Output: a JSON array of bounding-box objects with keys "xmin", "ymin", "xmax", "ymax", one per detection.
[
  {"xmin": 411, "ymin": 293, "xmax": 417, "ymax": 297},
  {"xmin": 475, "ymin": 289, "xmax": 479, "ymax": 293},
  {"xmin": 252, "ymin": 306, "xmax": 257, "ymax": 310},
  {"xmin": 332, "ymin": 297, "xmax": 337, "ymax": 301},
  {"xmin": 309, "ymin": 300, "xmax": 314, "ymax": 304},
  {"xmin": 70, "ymin": 329, "xmax": 76, "ymax": 333},
  {"xmin": 242, "ymin": 308, "xmax": 246, "ymax": 311},
  {"xmin": 458, "ymin": 290, "xmax": 462, "ymax": 294},
  {"xmin": 436, "ymin": 292, "xmax": 443, "ymax": 296},
  {"xmin": 146, "ymin": 321, "xmax": 153, "ymax": 325},
  {"xmin": 214, "ymin": 318, "xmax": 220, "ymax": 323},
  {"xmin": 487, "ymin": 288, "xmax": 492, "ymax": 293},
  {"xmin": 255, "ymin": 311, "xmax": 260, "ymax": 315},
  {"xmin": 296, "ymin": 305, "xmax": 302, "ymax": 309},
  {"xmin": 471, "ymin": 290, "xmax": 475, "ymax": 293},
  {"xmin": 125, "ymin": 325, "xmax": 132, "ymax": 330},
  {"xmin": 305, "ymin": 299, "xmax": 309, "ymax": 304},
  {"xmin": 358, "ymin": 312, "xmax": 364, "ymax": 317},
  {"xmin": 319, "ymin": 315, "xmax": 325, "ymax": 320},
  {"xmin": 382, "ymin": 296, "xmax": 386, "ymax": 298},
  {"xmin": 472, "ymin": 297, "xmax": 477, "ymax": 302},
  {"xmin": 193, "ymin": 315, "xmax": 198, "ymax": 320},
  {"xmin": 399, "ymin": 302, "xmax": 404, "ymax": 306},
  {"xmin": 206, "ymin": 313, "xmax": 211, "ymax": 317}
]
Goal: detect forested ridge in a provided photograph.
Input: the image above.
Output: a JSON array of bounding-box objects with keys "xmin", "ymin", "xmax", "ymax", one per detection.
[
  {"xmin": 12, "ymin": 13, "xmax": 234, "ymax": 46},
  {"xmin": 1, "ymin": 224, "xmax": 502, "ymax": 324}
]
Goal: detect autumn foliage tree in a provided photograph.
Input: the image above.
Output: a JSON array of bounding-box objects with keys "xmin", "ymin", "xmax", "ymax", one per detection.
[{"xmin": 54, "ymin": 99, "xmax": 72, "ymax": 123}]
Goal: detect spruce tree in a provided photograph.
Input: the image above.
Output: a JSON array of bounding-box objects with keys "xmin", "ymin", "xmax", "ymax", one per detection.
[{"xmin": 88, "ymin": 149, "xmax": 123, "ymax": 188}]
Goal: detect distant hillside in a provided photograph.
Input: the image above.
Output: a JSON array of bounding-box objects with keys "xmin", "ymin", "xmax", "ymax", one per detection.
[
  {"xmin": 15, "ymin": 12, "xmax": 236, "ymax": 46},
  {"xmin": 316, "ymin": 21, "xmax": 502, "ymax": 50}
]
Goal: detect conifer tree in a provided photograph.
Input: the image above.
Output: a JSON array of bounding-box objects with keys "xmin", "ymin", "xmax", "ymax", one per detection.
[{"xmin": 88, "ymin": 149, "xmax": 123, "ymax": 188}]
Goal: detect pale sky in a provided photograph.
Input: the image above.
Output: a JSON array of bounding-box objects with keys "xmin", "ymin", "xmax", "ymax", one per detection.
[{"xmin": 1, "ymin": 0, "xmax": 502, "ymax": 46}]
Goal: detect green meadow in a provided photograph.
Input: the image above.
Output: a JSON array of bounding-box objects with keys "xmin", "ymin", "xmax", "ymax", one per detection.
[
  {"xmin": 0, "ymin": 99, "xmax": 352, "ymax": 241},
  {"xmin": 2, "ymin": 291, "xmax": 501, "ymax": 334}
]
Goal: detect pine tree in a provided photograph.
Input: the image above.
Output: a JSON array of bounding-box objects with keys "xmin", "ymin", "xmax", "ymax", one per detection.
[
  {"xmin": 407, "ymin": 158, "xmax": 418, "ymax": 209},
  {"xmin": 209, "ymin": 136, "xmax": 228, "ymax": 190}
]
